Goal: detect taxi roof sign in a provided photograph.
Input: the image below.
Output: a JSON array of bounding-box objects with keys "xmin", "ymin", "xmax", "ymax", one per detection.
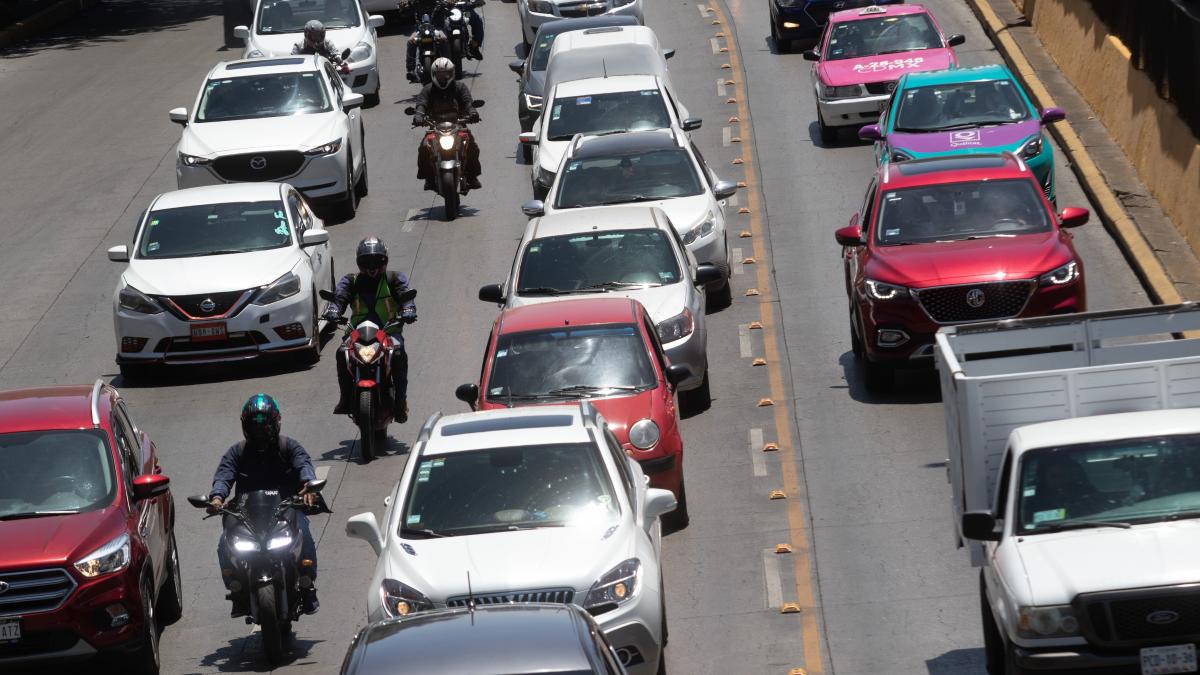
[{"xmin": 859, "ymin": 5, "xmax": 887, "ymax": 14}]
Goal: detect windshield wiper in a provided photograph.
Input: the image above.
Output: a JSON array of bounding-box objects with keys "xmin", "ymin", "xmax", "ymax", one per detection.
[
  {"xmin": 874, "ymin": 48, "xmax": 933, "ymax": 55},
  {"xmin": 401, "ymin": 527, "xmax": 448, "ymax": 539},
  {"xmin": 517, "ymin": 286, "xmax": 566, "ymax": 296},
  {"xmin": 599, "ymin": 195, "xmax": 659, "ymax": 205},
  {"xmin": 545, "ymin": 384, "xmax": 642, "ymax": 397},
  {"xmin": 0, "ymin": 510, "xmax": 80, "ymax": 521},
  {"xmin": 1158, "ymin": 510, "xmax": 1200, "ymax": 522},
  {"xmin": 581, "ymin": 281, "xmax": 655, "ymax": 290},
  {"xmin": 963, "ymin": 234, "xmax": 1017, "ymax": 240},
  {"xmin": 199, "ymin": 248, "xmax": 254, "ymax": 256},
  {"xmin": 1032, "ymin": 520, "xmax": 1132, "ymax": 533}
]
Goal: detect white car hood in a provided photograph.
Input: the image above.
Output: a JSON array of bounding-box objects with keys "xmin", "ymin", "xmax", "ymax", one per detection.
[
  {"xmin": 538, "ymin": 139, "xmax": 568, "ymax": 175},
  {"xmin": 512, "ymin": 282, "xmax": 688, "ymax": 324},
  {"xmin": 1014, "ymin": 520, "xmax": 1200, "ymax": 605},
  {"xmin": 557, "ymin": 194, "xmax": 710, "ymax": 232},
  {"xmin": 180, "ymin": 114, "xmax": 340, "ymax": 157},
  {"xmin": 124, "ymin": 247, "xmax": 299, "ymax": 296},
  {"xmin": 249, "ymin": 26, "xmax": 367, "ymax": 57},
  {"xmin": 389, "ymin": 525, "xmax": 635, "ymax": 599}
]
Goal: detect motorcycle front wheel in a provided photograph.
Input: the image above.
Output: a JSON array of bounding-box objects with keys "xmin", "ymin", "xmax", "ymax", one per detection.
[
  {"xmin": 440, "ymin": 170, "xmax": 459, "ymax": 220},
  {"xmin": 257, "ymin": 585, "xmax": 286, "ymax": 666},
  {"xmin": 358, "ymin": 390, "xmax": 377, "ymax": 461}
]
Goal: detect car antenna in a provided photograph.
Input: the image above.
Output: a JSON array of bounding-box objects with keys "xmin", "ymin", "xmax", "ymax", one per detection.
[
  {"xmin": 466, "ymin": 570, "xmax": 476, "ymax": 619},
  {"xmin": 602, "ymin": 58, "xmax": 607, "ymax": 79}
]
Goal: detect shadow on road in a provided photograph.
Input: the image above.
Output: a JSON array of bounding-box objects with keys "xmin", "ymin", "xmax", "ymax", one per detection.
[
  {"xmin": 926, "ymin": 647, "xmax": 987, "ymax": 674},
  {"xmin": 837, "ymin": 350, "xmax": 942, "ymax": 405},
  {"xmin": 2, "ymin": 0, "xmax": 224, "ymax": 59},
  {"xmin": 198, "ymin": 633, "xmax": 323, "ymax": 673}
]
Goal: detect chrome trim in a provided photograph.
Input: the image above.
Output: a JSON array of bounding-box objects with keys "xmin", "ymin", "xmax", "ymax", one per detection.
[
  {"xmin": 908, "ymin": 344, "xmax": 935, "ymax": 359},
  {"xmin": 417, "ymin": 412, "xmax": 443, "ymax": 443},
  {"xmin": 0, "ymin": 568, "xmax": 78, "ymax": 618},
  {"xmin": 446, "ymin": 587, "xmax": 574, "ymax": 607},
  {"xmin": 89, "ymin": 379, "xmax": 103, "ymax": 427}
]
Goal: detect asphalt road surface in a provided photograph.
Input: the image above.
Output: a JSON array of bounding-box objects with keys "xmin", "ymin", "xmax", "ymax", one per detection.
[{"xmin": 0, "ymin": 0, "xmax": 1149, "ymax": 673}]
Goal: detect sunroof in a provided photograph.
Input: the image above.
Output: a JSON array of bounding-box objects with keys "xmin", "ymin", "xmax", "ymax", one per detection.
[
  {"xmin": 227, "ymin": 58, "xmax": 306, "ymax": 70},
  {"xmin": 440, "ymin": 414, "xmax": 575, "ymax": 437},
  {"xmin": 896, "ymin": 155, "xmax": 1009, "ymax": 176}
]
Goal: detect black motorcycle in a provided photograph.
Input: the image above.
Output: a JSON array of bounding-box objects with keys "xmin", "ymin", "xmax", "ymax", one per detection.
[
  {"xmin": 410, "ymin": 14, "xmax": 445, "ymax": 85},
  {"xmin": 320, "ymin": 288, "xmax": 417, "ymax": 461},
  {"xmin": 405, "ymin": 103, "xmax": 484, "ymax": 220},
  {"xmin": 187, "ymin": 481, "xmax": 329, "ymax": 666},
  {"xmin": 442, "ymin": 0, "xmax": 484, "ymax": 77}
]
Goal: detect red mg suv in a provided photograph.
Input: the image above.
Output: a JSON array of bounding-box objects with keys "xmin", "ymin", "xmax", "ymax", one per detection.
[
  {"xmin": 455, "ymin": 297, "xmax": 692, "ymax": 528},
  {"xmin": 836, "ymin": 153, "xmax": 1089, "ymax": 391},
  {"xmin": 0, "ymin": 381, "xmax": 179, "ymax": 673}
]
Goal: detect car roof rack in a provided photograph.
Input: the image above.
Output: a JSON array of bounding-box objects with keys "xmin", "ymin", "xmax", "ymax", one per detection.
[
  {"xmin": 579, "ymin": 400, "xmax": 601, "ymax": 430},
  {"xmin": 417, "ymin": 411, "xmax": 443, "ymax": 443},
  {"xmin": 89, "ymin": 378, "xmax": 105, "ymax": 428}
]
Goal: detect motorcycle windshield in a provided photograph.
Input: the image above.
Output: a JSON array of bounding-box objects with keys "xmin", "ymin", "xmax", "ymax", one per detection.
[{"xmin": 240, "ymin": 490, "xmax": 283, "ymax": 539}]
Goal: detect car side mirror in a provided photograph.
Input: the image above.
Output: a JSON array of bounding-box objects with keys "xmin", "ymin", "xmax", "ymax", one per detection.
[
  {"xmin": 802, "ymin": 49, "xmax": 820, "ymax": 61},
  {"xmin": 132, "ymin": 474, "xmax": 170, "ymax": 501},
  {"xmin": 403, "ymin": 106, "xmax": 416, "ymax": 115},
  {"xmin": 233, "ymin": 25, "xmax": 250, "ymax": 40},
  {"xmin": 305, "ymin": 479, "xmax": 327, "ymax": 493},
  {"xmin": 664, "ymin": 363, "xmax": 692, "ymax": 388},
  {"xmin": 681, "ymin": 117, "xmax": 702, "ymax": 132},
  {"xmin": 169, "ymin": 107, "xmax": 189, "ymax": 126},
  {"xmin": 300, "ymin": 229, "xmax": 329, "ymax": 247},
  {"xmin": 346, "ymin": 512, "xmax": 384, "ymax": 556},
  {"xmin": 835, "ymin": 225, "xmax": 864, "ymax": 247},
  {"xmin": 518, "ymin": 131, "xmax": 539, "ymax": 145},
  {"xmin": 858, "ymin": 124, "xmax": 882, "ymax": 141},
  {"xmin": 961, "ymin": 510, "xmax": 1000, "ymax": 541},
  {"xmin": 368, "ymin": 14, "xmax": 386, "ymax": 28},
  {"xmin": 1041, "ymin": 106, "xmax": 1066, "ymax": 124},
  {"xmin": 473, "ymin": 99, "xmax": 485, "ymax": 107},
  {"xmin": 478, "ymin": 283, "xmax": 505, "ymax": 304},
  {"xmin": 107, "ymin": 245, "xmax": 130, "ymax": 262},
  {"xmin": 694, "ymin": 263, "xmax": 722, "ymax": 286},
  {"xmin": 661, "ymin": 48, "xmax": 675, "ymax": 60},
  {"xmin": 455, "ymin": 383, "xmax": 479, "ymax": 410},
  {"xmin": 521, "ymin": 200, "xmax": 545, "ymax": 217},
  {"xmin": 712, "ymin": 180, "xmax": 738, "ymax": 201},
  {"xmin": 1058, "ymin": 206, "xmax": 1089, "ymax": 228},
  {"xmin": 508, "ymin": 59, "xmax": 524, "ymax": 74},
  {"xmin": 343, "ymin": 92, "xmax": 365, "ymax": 110},
  {"xmin": 644, "ymin": 488, "xmax": 677, "ymax": 525},
  {"xmin": 947, "ymin": 34, "xmax": 965, "ymax": 47}
]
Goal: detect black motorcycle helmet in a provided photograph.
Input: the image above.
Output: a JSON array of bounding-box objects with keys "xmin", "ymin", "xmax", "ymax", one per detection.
[
  {"xmin": 356, "ymin": 236, "xmax": 388, "ymax": 277},
  {"xmin": 241, "ymin": 393, "xmax": 282, "ymax": 450},
  {"xmin": 304, "ymin": 20, "xmax": 326, "ymax": 47}
]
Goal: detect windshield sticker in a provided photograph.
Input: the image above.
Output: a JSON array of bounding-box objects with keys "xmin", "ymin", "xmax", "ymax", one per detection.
[
  {"xmin": 1032, "ymin": 508, "xmax": 1066, "ymax": 524},
  {"xmin": 274, "ymin": 223, "xmax": 289, "ymax": 236},
  {"xmin": 640, "ymin": 90, "xmax": 660, "ymax": 96},
  {"xmin": 658, "ymin": 271, "xmax": 672, "ymax": 280},
  {"xmin": 148, "ymin": 218, "xmax": 159, "ymax": 227},
  {"xmin": 551, "ymin": 105, "xmax": 561, "ymax": 120},
  {"xmin": 405, "ymin": 514, "xmax": 421, "ymax": 525},
  {"xmin": 495, "ymin": 349, "xmax": 508, "ymax": 358},
  {"xmin": 853, "ymin": 57, "xmax": 925, "ymax": 73},
  {"xmin": 885, "ymin": 228, "xmax": 901, "ymax": 237},
  {"xmin": 431, "ymin": 458, "xmax": 444, "ymax": 467},
  {"xmin": 567, "ymin": 161, "xmax": 580, "ymax": 171},
  {"xmin": 147, "ymin": 242, "xmax": 160, "ymax": 252},
  {"xmin": 1023, "ymin": 486, "xmax": 1036, "ymax": 497},
  {"xmin": 576, "ymin": 96, "xmax": 592, "ymax": 105},
  {"xmin": 949, "ymin": 129, "xmax": 982, "ymax": 147}
]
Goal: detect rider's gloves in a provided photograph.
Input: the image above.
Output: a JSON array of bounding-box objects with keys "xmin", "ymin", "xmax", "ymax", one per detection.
[
  {"xmin": 322, "ymin": 306, "xmax": 341, "ymax": 322},
  {"xmin": 401, "ymin": 309, "xmax": 418, "ymax": 324}
]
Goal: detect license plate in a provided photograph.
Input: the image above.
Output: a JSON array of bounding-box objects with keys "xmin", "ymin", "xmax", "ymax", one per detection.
[
  {"xmin": 0, "ymin": 619, "xmax": 19, "ymax": 643},
  {"xmin": 1142, "ymin": 644, "xmax": 1198, "ymax": 674},
  {"xmin": 191, "ymin": 321, "xmax": 227, "ymax": 343}
]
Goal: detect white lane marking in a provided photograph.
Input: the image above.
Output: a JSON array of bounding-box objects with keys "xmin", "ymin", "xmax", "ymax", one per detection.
[
  {"xmin": 732, "ymin": 246, "xmax": 744, "ymax": 275},
  {"xmin": 722, "ymin": 126, "xmax": 732, "ymax": 147},
  {"xmin": 716, "ymin": 78, "xmax": 727, "ymax": 98},
  {"xmin": 697, "ymin": 4, "xmax": 710, "ymax": 17},
  {"xmin": 729, "ymin": 192, "xmax": 739, "ymax": 207},
  {"xmin": 762, "ymin": 548, "xmax": 784, "ymax": 609},
  {"xmin": 710, "ymin": 37, "xmax": 721, "ymax": 55},
  {"xmin": 403, "ymin": 208, "xmax": 421, "ymax": 233},
  {"xmin": 749, "ymin": 428, "xmax": 766, "ymax": 477},
  {"xmin": 315, "ymin": 465, "xmax": 330, "ymax": 481},
  {"xmin": 739, "ymin": 323, "xmax": 753, "ymax": 358}
]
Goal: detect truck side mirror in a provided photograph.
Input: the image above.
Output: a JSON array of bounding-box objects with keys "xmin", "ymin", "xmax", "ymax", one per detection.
[{"xmin": 961, "ymin": 510, "xmax": 1000, "ymax": 541}]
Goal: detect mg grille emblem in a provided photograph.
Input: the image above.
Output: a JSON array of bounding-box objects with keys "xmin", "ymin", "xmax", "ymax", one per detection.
[
  {"xmin": 965, "ymin": 288, "xmax": 986, "ymax": 309},
  {"xmin": 249, "ymin": 156, "xmax": 268, "ymax": 170},
  {"xmin": 199, "ymin": 298, "xmax": 216, "ymax": 313},
  {"xmin": 0, "ymin": 581, "xmax": 9, "ymax": 594},
  {"xmin": 1147, "ymin": 610, "xmax": 1181, "ymax": 625}
]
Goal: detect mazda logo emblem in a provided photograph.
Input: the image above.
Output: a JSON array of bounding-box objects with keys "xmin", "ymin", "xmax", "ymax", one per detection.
[
  {"xmin": 199, "ymin": 298, "xmax": 216, "ymax": 313},
  {"xmin": 1147, "ymin": 610, "xmax": 1181, "ymax": 625},
  {"xmin": 0, "ymin": 581, "xmax": 8, "ymax": 594},
  {"xmin": 249, "ymin": 156, "xmax": 268, "ymax": 170},
  {"xmin": 965, "ymin": 288, "xmax": 986, "ymax": 308}
]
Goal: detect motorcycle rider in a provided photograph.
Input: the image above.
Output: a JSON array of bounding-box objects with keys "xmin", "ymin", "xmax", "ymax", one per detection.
[
  {"xmin": 431, "ymin": 0, "xmax": 484, "ymax": 60},
  {"xmin": 292, "ymin": 19, "xmax": 345, "ymax": 67},
  {"xmin": 413, "ymin": 58, "xmax": 482, "ymax": 191},
  {"xmin": 206, "ymin": 394, "xmax": 320, "ymax": 617},
  {"xmin": 405, "ymin": 14, "xmax": 449, "ymax": 82},
  {"xmin": 323, "ymin": 237, "xmax": 417, "ymax": 423}
]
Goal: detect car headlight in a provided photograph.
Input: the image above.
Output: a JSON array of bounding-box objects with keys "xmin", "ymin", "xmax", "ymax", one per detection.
[
  {"xmin": 582, "ymin": 558, "xmax": 641, "ymax": 613},
  {"xmin": 523, "ymin": 93, "xmax": 544, "ymax": 111},
  {"xmin": 681, "ymin": 214, "xmax": 716, "ymax": 246},
  {"xmin": 1017, "ymin": 605, "xmax": 1079, "ymax": 639},
  {"xmin": 656, "ymin": 308, "xmax": 694, "ymax": 343},
  {"xmin": 864, "ymin": 279, "xmax": 907, "ymax": 301},
  {"xmin": 267, "ymin": 535, "xmax": 292, "ymax": 550},
  {"xmin": 74, "ymin": 533, "xmax": 131, "ymax": 578},
  {"xmin": 821, "ymin": 83, "xmax": 862, "ymax": 99},
  {"xmin": 628, "ymin": 419, "xmax": 660, "ymax": 450},
  {"xmin": 1038, "ymin": 261, "xmax": 1079, "ymax": 286},
  {"xmin": 380, "ymin": 579, "xmax": 434, "ymax": 618},
  {"xmin": 1020, "ymin": 135, "xmax": 1043, "ymax": 159},
  {"xmin": 438, "ymin": 134, "xmax": 456, "ymax": 150},
  {"xmin": 349, "ymin": 41, "xmax": 373, "ymax": 62},
  {"xmin": 536, "ymin": 166, "xmax": 556, "ymax": 188},
  {"xmin": 118, "ymin": 285, "xmax": 164, "ymax": 315},
  {"xmin": 527, "ymin": 0, "xmax": 555, "ymax": 13},
  {"xmin": 305, "ymin": 139, "xmax": 343, "ymax": 156},
  {"xmin": 232, "ymin": 538, "xmax": 259, "ymax": 553},
  {"xmin": 356, "ymin": 343, "xmax": 381, "ymax": 362},
  {"xmin": 890, "ymin": 149, "xmax": 913, "ymax": 162},
  {"xmin": 179, "ymin": 152, "xmax": 211, "ymax": 166},
  {"xmin": 246, "ymin": 49, "xmax": 264, "ymax": 58},
  {"xmin": 252, "ymin": 271, "xmax": 301, "ymax": 306}
]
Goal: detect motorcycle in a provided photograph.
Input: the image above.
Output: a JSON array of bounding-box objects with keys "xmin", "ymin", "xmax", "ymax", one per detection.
[
  {"xmin": 320, "ymin": 287, "xmax": 417, "ymax": 461},
  {"xmin": 405, "ymin": 102, "xmax": 484, "ymax": 220},
  {"xmin": 186, "ymin": 480, "xmax": 330, "ymax": 666},
  {"xmin": 409, "ymin": 15, "xmax": 444, "ymax": 85},
  {"xmin": 442, "ymin": 0, "xmax": 485, "ymax": 77}
]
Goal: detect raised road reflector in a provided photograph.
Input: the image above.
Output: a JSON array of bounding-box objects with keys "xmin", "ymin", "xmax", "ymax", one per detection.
[
  {"xmin": 745, "ymin": 288, "xmax": 760, "ymax": 296},
  {"xmin": 769, "ymin": 489, "xmax": 787, "ymax": 500},
  {"xmin": 749, "ymin": 321, "xmax": 763, "ymax": 329},
  {"xmin": 775, "ymin": 543, "xmax": 793, "ymax": 554},
  {"xmin": 752, "ymin": 358, "xmax": 766, "ymax": 367},
  {"xmin": 762, "ymin": 441, "xmax": 779, "ymax": 451},
  {"xmin": 780, "ymin": 602, "xmax": 801, "ymax": 613},
  {"xmin": 757, "ymin": 397, "xmax": 773, "ymax": 406}
]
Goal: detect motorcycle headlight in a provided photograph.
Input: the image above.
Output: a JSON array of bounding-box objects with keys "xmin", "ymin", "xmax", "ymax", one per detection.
[
  {"xmin": 231, "ymin": 538, "xmax": 259, "ymax": 553},
  {"xmin": 267, "ymin": 535, "xmax": 293, "ymax": 550},
  {"xmin": 1038, "ymin": 260, "xmax": 1079, "ymax": 287},
  {"xmin": 536, "ymin": 166, "xmax": 556, "ymax": 188},
  {"xmin": 252, "ymin": 271, "xmax": 301, "ymax": 306},
  {"xmin": 628, "ymin": 419, "xmax": 660, "ymax": 450},
  {"xmin": 438, "ymin": 134, "xmax": 456, "ymax": 150},
  {"xmin": 74, "ymin": 533, "xmax": 131, "ymax": 578},
  {"xmin": 681, "ymin": 214, "xmax": 716, "ymax": 246},
  {"xmin": 305, "ymin": 139, "xmax": 343, "ymax": 156},
  {"xmin": 1017, "ymin": 605, "xmax": 1079, "ymax": 639},
  {"xmin": 656, "ymin": 308, "xmax": 694, "ymax": 344},
  {"xmin": 179, "ymin": 152, "xmax": 211, "ymax": 167},
  {"xmin": 821, "ymin": 83, "xmax": 862, "ymax": 99},
  {"xmin": 355, "ymin": 342, "xmax": 381, "ymax": 362},
  {"xmin": 118, "ymin": 285, "xmax": 164, "ymax": 315},
  {"xmin": 582, "ymin": 558, "xmax": 641, "ymax": 613},
  {"xmin": 380, "ymin": 579, "xmax": 435, "ymax": 618},
  {"xmin": 527, "ymin": 0, "xmax": 555, "ymax": 13},
  {"xmin": 1020, "ymin": 135, "xmax": 1043, "ymax": 159},
  {"xmin": 523, "ymin": 93, "xmax": 544, "ymax": 111},
  {"xmin": 349, "ymin": 41, "xmax": 373, "ymax": 62},
  {"xmin": 864, "ymin": 279, "xmax": 907, "ymax": 301},
  {"xmin": 890, "ymin": 149, "xmax": 913, "ymax": 162}
]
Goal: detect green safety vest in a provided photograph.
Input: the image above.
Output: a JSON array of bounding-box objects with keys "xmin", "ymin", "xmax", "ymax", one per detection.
[{"xmin": 350, "ymin": 274, "xmax": 399, "ymax": 326}]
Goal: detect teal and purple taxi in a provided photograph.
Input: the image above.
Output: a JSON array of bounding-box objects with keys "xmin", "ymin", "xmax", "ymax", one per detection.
[{"xmin": 859, "ymin": 64, "xmax": 1066, "ymax": 204}]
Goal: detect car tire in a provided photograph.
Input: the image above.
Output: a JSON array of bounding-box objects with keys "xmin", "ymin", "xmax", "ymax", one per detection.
[
  {"xmin": 157, "ymin": 533, "xmax": 184, "ymax": 626},
  {"xmin": 706, "ymin": 278, "xmax": 732, "ymax": 310},
  {"xmin": 355, "ymin": 133, "xmax": 369, "ymax": 199},
  {"xmin": 366, "ymin": 75, "xmax": 381, "ymax": 107},
  {"xmin": 849, "ymin": 309, "xmax": 865, "ymax": 359},
  {"xmin": 339, "ymin": 160, "xmax": 357, "ymax": 221},
  {"xmin": 663, "ymin": 477, "xmax": 689, "ymax": 531},
  {"xmin": 817, "ymin": 107, "xmax": 837, "ymax": 146},
  {"xmin": 771, "ymin": 20, "xmax": 788, "ymax": 53},
  {"xmin": 679, "ymin": 363, "xmax": 711, "ymax": 416},
  {"xmin": 521, "ymin": 143, "xmax": 533, "ymax": 164},
  {"xmin": 299, "ymin": 295, "xmax": 321, "ymax": 366},
  {"xmin": 660, "ymin": 587, "xmax": 669, "ymax": 646},
  {"xmin": 134, "ymin": 577, "xmax": 160, "ymax": 675},
  {"xmin": 981, "ymin": 572, "xmax": 1005, "ymax": 675}
]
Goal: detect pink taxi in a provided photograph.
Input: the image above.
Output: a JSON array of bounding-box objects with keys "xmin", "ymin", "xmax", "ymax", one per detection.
[{"xmin": 804, "ymin": 4, "xmax": 964, "ymax": 144}]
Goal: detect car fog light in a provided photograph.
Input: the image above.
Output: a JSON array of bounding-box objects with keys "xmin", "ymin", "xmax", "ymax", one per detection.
[
  {"xmin": 101, "ymin": 603, "xmax": 130, "ymax": 629},
  {"xmin": 876, "ymin": 329, "xmax": 909, "ymax": 347},
  {"xmin": 121, "ymin": 337, "xmax": 149, "ymax": 353},
  {"xmin": 783, "ymin": 21, "xmax": 800, "ymax": 28},
  {"xmin": 273, "ymin": 322, "xmax": 307, "ymax": 341}
]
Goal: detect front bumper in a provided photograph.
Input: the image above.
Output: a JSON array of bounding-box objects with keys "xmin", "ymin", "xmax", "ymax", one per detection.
[
  {"xmin": 816, "ymin": 91, "xmax": 889, "ymax": 129},
  {"xmin": 342, "ymin": 57, "xmax": 380, "ymax": 95},
  {"xmin": 595, "ymin": 584, "xmax": 663, "ymax": 674},
  {"xmin": 522, "ymin": 0, "xmax": 644, "ymax": 43},
  {"xmin": 1011, "ymin": 641, "xmax": 1157, "ymax": 673},
  {"xmin": 687, "ymin": 223, "xmax": 730, "ymax": 279},
  {"xmin": 176, "ymin": 145, "xmax": 349, "ymax": 200},
  {"xmin": 663, "ymin": 326, "xmax": 706, "ymax": 390}
]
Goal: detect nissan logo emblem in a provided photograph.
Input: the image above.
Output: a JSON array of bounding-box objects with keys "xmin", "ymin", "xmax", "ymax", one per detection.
[
  {"xmin": 0, "ymin": 581, "xmax": 8, "ymax": 594},
  {"xmin": 249, "ymin": 156, "xmax": 268, "ymax": 170},
  {"xmin": 1147, "ymin": 610, "xmax": 1181, "ymax": 625},
  {"xmin": 199, "ymin": 298, "xmax": 216, "ymax": 313},
  {"xmin": 965, "ymin": 288, "xmax": 986, "ymax": 308}
]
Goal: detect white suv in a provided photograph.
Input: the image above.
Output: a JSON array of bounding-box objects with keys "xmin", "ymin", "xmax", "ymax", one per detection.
[
  {"xmin": 518, "ymin": 0, "xmax": 644, "ymax": 50},
  {"xmin": 346, "ymin": 403, "xmax": 677, "ymax": 674}
]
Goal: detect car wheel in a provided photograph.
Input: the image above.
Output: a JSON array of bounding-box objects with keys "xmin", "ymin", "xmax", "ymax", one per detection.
[
  {"xmin": 817, "ymin": 106, "xmax": 837, "ymax": 145},
  {"xmin": 679, "ymin": 362, "xmax": 711, "ymax": 416},
  {"xmin": 981, "ymin": 572, "xmax": 1004, "ymax": 675},
  {"xmin": 157, "ymin": 533, "xmax": 183, "ymax": 625},
  {"xmin": 355, "ymin": 130, "xmax": 369, "ymax": 199},
  {"xmin": 660, "ymin": 586, "xmax": 669, "ymax": 646},
  {"xmin": 299, "ymin": 294, "xmax": 321, "ymax": 366},
  {"xmin": 134, "ymin": 577, "xmax": 160, "ymax": 675},
  {"xmin": 339, "ymin": 160, "xmax": 357, "ymax": 220},
  {"xmin": 365, "ymin": 75, "xmax": 381, "ymax": 107},
  {"xmin": 706, "ymin": 278, "xmax": 732, "ymax": 310},
  {"xmin": 663, "ymin": 477, "xmax": 689, "ymax": 531},
  {"xmin": 521, "ymin": 142, "xmax": 533, "ymax": 164},
  {"xmin": 849, "ymin": 309, "xmax": 864, "ymax": 359},
  {"xmin": 771, "ymin": 20, "xmax": 787, "ymax": 53}
]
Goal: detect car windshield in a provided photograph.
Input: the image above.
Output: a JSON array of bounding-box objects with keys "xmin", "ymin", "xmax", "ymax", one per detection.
[
  {"xmin": 0, "ymin": 430, "xmax": 116, "ymax": 519},
  {"xmin": 824, "ymin": 14, "xmax": 941, "ymax": 61},
  {"xmin": 1017, "ymin": 434, "xmax": 1200, "ymax": 534},
  {"xmin": 894, "ymin": 80, "xmax": 1030, "ymax": 132},
  {"xmin": 487, "ymin": 325, "xmax": 656, "ymax": 401},
  {"xmin": 554, "ymin": 149, "xmax": 703, "ymax": 208},
  {"xmin": 139, "ymin": 201, "xmax": 292, "ymax": 259},
  {"xmin": 546, "ymin": 90, "xmax": 671, "ymax": 141},
  {"xmin": 256, "ymin": 0, "xmax": 361, "ymax": 33},
  {"xmin": 401, "ymin": 443, "xmax": 620, "ymax": 537},
  {"xmin": 196, "ymin": 72, "xmax": 331, "ymax": 123},
  {"xmin": 874, "ymin": 179, "xmax": 1050, "ymax": 245},
  {"xmin": 517, "ymin": 229, "xmax": 682, "ymax": 294}
]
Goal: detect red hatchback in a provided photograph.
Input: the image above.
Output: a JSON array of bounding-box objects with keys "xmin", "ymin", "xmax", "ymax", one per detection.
[
  {"xmin": 455, "ymin": 297, "xmax": 692, "ymax": 527},
  {"xmin": 836, "ymin": 153, "xmax": 1089, "ymax": 391},
  {"xmin": 0, "ymin": 381, "xmax": 178, "ymax": 673}
]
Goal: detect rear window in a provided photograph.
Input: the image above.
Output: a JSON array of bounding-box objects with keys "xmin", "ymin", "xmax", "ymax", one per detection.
[{"xmin": 546, "ymin": 90, "xmax": 671, "ymax": 141}]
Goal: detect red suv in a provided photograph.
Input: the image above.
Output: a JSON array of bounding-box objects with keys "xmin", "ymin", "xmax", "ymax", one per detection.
[
  {"xmin": 0, "ymin": 380, "xmax": 179, "ymax": 673},
  {"xmin": 836, "ymin": 153, "xmax": 1089, "ymax": 391},
  {"xmin": 455, "ymin": 297, "xmax": 692, "ymax": 527}
]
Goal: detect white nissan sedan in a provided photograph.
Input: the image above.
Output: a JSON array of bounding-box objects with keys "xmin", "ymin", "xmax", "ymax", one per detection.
[
  {"xmin": 170, "ymin": 55, "xmax": 368, "ymax": 219},
  {"xmin": 346, "ymin": 403, "xmax": 676, "ymax": 674},
  {"xmin": 107, "ymin": 183, "xmax": 334, "ymax": 378}
]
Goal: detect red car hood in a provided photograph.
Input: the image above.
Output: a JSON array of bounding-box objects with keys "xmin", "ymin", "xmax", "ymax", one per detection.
[
  {"xmin": 868, "ymin": 233, "xmax": 1073, "ymax": 287},
  {"xmin": 0, "ymin": 508, "xmax": 125, "ymax": 570},
  {"xmin": 818, "ymin": 48, "xmax": 955, "ymax": 87}
]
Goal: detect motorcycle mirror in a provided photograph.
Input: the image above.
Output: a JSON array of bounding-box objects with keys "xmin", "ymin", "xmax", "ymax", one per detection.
[
  {"xmin": 472, "ymin": 99, "xmax": 485, "ymax": 107},
  {"xmin": 319, "ymin": 289, "xmax": 335, "ymax": 301},
  {"xmin": 305, "ymin": 479, "xmax": 328, "ymax": 493},
  {"xmin": 397, "ymin": 288, "xmax": 417, "ymax": 304},
  {"xmin": 404, "ymin": 106, "xmax": 416, "ymax": 115},
  {"xmin": 187, "ymin": 495, "xmax": 211, "ymax": 509},
  {"xmin": 341, "ymin": 48, "xmax": 352, "ymax": 59}
]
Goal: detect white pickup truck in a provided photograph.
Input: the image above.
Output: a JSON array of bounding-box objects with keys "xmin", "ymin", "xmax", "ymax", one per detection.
[{"xmin": 935, "ymin": 303, "xmax": 1200, "ymax": 675}]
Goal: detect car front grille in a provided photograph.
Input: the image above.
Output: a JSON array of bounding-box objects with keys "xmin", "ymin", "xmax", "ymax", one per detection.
[
  {"xmin": 804, "ymin": 0, "xmax": 880, "ymax": 26},
  {"xmin": 865, "ymin": 81, "xmax": 897, "ymax": 95},
  {"xmin": 1080, "ymin": 586, "xmax": 1200, "ymax": 647},
  {"xmin": 913, "ymin": 280, "xmax": 1035, "ymax": 324},
  {"xmin": 0, "ymin": 569, "xmax": 77, "ymax": 618},
  {"xmin": 212, "ymin": 151, "xmax": 305, "ymax": 182},
  {"xmin": 557, "ymin": 0, "xmax": 608, "ymax": 16},
  {"xmin": 159, "ymin": 290, "xmax": 252, "ymax": 320},
  {"xmin": 446, "ymin": 587, "xmax": 574, "ymax": 607}
]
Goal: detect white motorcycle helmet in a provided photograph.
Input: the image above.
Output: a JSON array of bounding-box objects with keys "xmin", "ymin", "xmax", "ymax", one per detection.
[{"xmin": 431, "ymin": 57, "xmax": 455, "ymax": 89}]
